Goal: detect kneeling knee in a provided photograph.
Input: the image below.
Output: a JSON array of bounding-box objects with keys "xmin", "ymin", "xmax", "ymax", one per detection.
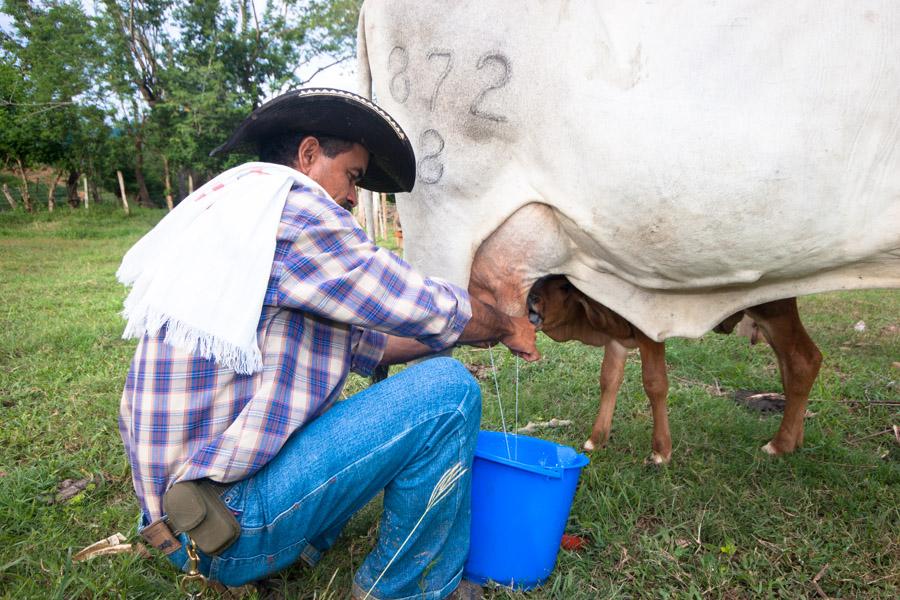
[{"xmin": 419, "ymin": 357, "xmax": 481, "ymax": 419}]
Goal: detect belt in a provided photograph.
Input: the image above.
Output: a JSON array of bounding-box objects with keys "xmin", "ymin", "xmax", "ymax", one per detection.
[{"xmin": 140, "ymin": 516, "xmax": 183, "ymax": 556}]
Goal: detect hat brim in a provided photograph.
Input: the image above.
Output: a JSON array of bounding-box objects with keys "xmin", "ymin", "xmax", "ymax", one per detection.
[{"xmin": 210, "ymin": 88, "xmax": 415, "ymax": 194}]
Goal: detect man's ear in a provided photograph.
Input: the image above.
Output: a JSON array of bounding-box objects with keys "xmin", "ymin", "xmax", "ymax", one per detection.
[{"xmin": 295, "ymin": 136, "xmax": 321, "ymax": 174}]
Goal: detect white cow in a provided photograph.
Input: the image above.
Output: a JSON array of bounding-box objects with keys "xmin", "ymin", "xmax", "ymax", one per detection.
[{"xmin": 357, "ymin": 0, "xmax": 900, "ymax": 455}]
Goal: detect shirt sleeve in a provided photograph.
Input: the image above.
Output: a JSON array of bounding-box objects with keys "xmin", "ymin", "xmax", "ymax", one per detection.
[
  {"xmin": 276, "ymin": 203, "xmax": 472, "ymax": 351},
  {"xmin": 349, "ymin": 326, "xmax": 388, "ymax": 376}
]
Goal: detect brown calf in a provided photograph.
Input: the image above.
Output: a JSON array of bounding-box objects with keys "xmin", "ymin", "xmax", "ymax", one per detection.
[{"xmin": 527, "ymin": 276, "xmax": 822, "ymax": 463}]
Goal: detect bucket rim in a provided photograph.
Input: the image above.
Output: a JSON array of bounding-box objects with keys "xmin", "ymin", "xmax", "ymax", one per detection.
[{"xmin": 474, "ymin": 431, "xmax": 590, "ymax": 479}]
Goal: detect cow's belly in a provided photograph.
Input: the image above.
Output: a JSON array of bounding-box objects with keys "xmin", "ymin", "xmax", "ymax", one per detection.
[
  {"xmin": 464, "ymin": 200, "xmax": 900, "ymax": 340},
  {"xmin": 362, "ymin": 0, "xmax": 900, "ymax": 338}
]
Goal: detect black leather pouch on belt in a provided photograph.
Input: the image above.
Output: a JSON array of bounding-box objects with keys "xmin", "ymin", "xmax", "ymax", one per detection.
[{"xmin": 162, "ymin": 480, "xmax": 241, "ymax": 555}]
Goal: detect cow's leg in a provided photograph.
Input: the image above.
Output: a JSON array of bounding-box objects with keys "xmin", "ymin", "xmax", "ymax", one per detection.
[
  {"xmin": 638, "ymin": 337, "xmax": 671, "ymax": 464},
  {"xmin": 745, "ymin": 298, "xmax": 822, "ymax": 455},
  {"xmin": 584, "ymin": 340, "xmax": 627, "ymax": 452}
]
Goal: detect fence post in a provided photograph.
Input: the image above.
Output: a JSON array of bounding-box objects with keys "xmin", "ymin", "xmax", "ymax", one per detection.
[
  {"xmin": 117, "ymin": 170, "xmax": 130, "ymax": 215},
  {"xmin": 2, "ymin": 183, "xmax": 16, "ymax": 210},
  {"xmin": 46, "ymin": 170, "xmax": 62, "ymax": 213},
  {"xmin": 362, "ymin": 189, "xmax": 376, "ymax": 241},
  {"xmin": 162, "ymin": 156, "xmax": 174, "ymax": 210},
  {"xmin": 372, "ymin": 191, "xmax": 381, "ymax": 240},
  {"xmin": 380, "ymin": 193, "xmax": 389, "ymax": 240},
  {"xmin": 355, "ymin": 192, "xmax": 365, "ymax": 228}
]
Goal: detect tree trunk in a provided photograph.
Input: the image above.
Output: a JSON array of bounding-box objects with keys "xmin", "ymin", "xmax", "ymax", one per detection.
[
  {"xmin": 83, "ymin": 174, "xmax": 89, "ymax": 209},
  {"xmin": 188, "ymin": 173, "xmax": 194, "ymax": 195},
  {"xmin": 176, "ymin": 168, "xmax": 188, "ymax": 200},
  {"xmin": 133, "ymin": 134, "xmax": 153, "ymax": 207},
  {"xmin": 87, "ymin": 161, "xmax": 102, "ymax": 205},
  {"xmin": 90, "ymin": 180, "xmax": 102, "ymax": 205},
  {"xmin": 47, "ymin": 170, "xmax": 63, "ymax": 212},
  {"xmin": 65, "ymin": 170, "xmax": 81, "ymax": 208},
  {"xmin": 162, "ymin": 155, "xmax": 174, "ymax": 210},
  {"xmin": 14, "ymin": 158, "xmax": 32, "ymax": 212},
  {"xmin": 2, "ymin": 184, "xmax": 16, "ymax": 210},
  {"xmin": 90, "ymin": 179, "xmax": 102, "ymax": 205},
  {"xmin": 117, "ymin": 170, "xmax": 130, "ymax": 215}
]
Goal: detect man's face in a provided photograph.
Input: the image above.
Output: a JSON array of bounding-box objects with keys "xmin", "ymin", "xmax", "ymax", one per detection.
[{"xmin": 299, "ymin": 139, "xmax": 370, "ymax": 211}]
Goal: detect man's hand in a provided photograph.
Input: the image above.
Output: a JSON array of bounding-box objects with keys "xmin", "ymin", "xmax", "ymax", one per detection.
[
  {"xmin": 378, "ymin": 297, "xmax": 541, "ymax": 367},
  {"xmin": 458, "ymin": 298, "xmax": 541, "ymax": 361},
  {"xmin": 500, "ymin": 314, "xmax": 540, "ymax": 362}
]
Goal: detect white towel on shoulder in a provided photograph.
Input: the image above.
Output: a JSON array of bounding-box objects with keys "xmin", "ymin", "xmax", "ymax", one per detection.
[{"xmin": 117, "ymin": 162, "xmax": 327, "ymax": 374}]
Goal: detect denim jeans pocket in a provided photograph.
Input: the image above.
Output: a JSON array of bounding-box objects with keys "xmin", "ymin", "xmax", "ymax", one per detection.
[{"xmin": 218, "ymin": 478, "xmax": 249, "ymax": 520}]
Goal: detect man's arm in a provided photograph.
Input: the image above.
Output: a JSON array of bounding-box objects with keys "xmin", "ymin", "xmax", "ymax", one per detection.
[
  {"xmin": 379, "ymin": 336, "xmax": 435, "ymax": 365},
  {"xmin": 379, "ymin": 296, "xmax": 540, "ymax": 365},
  {"xmin": 279, "ymin": 203, "xmax": 471, "ymax": 351},
  {"xmin": 279, "ymin": 195, "xmax": 538, "ymax": 362},
  {"xmin": 460, "ymin": 296, "xmax": 540, "ymax": 361}
]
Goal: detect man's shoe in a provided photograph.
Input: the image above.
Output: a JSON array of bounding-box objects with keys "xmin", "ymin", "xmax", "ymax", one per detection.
[{"xmin": 447, "ymin": 579, "xmax": 484, "ymax": 600}]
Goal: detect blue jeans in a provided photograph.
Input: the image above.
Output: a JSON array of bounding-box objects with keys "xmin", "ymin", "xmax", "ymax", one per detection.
[{"xmin": 162, "ymin": 357, "xmax": 481, "ymax": 600}]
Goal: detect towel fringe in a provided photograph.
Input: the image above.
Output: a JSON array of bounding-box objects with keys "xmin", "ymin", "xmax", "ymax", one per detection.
[{"xmin": 122, "ymin": 304, "xmax": 262, "ymax": 375}]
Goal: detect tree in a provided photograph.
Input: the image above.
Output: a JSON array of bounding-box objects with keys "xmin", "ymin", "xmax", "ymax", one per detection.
[
  {"xmin": 163, "ymin": 1, "xmax": 363, "ymax": 185},
  {"xmin": 95, "ymin": 0, "xmax": 174, "ymax": 207},
  {"xmin": 0, "ymin": 53, "xmax": 37, "ymax": 210},
  {"xmin": 2, "ymin": 0, "xmax": 364, "ymax": 211},
  {"xmin": 1, "ymin": 0, "xmax": 106, "ymax": 209}
]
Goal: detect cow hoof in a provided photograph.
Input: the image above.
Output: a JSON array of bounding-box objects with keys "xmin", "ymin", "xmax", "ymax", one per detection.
[
  {"xmin": 761, "ymin": 441, "xmax": 779, "ymax": 455},
  {"xmin": 583, "ymin": 440, "xmax": 595, "ymax": 452}
]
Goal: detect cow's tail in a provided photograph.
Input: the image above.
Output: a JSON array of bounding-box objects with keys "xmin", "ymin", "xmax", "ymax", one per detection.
[{"xmin": 356, "ymin": 1, "xmax": 373, "ymax": 100}]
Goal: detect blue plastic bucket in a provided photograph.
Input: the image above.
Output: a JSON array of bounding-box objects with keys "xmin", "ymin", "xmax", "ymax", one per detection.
[{"xmin": 463, "ymin": 430, "xmax": 589, "ymax": 590}]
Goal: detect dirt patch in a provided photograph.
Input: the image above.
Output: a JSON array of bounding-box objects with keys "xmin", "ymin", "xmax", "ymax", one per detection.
[
  {"xmin": 634, "ymin": 514, "xmax": 663, "ymax": 534},
  {"xmin": 733, "ymin": 391, "xmax": 786, "ymax": 413},
  {"xmin": 465, "ymin": 363, "xmax": 492, "ymax": 381},
  {"xmin": 1, "ymin": 166, "xmax": 59, "ymax": 185}
]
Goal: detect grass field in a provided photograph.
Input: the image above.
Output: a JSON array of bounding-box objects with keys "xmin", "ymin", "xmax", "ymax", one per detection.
[{"xmin": 0, "ymin": 206, "xmax": 897, "ymax": 599}]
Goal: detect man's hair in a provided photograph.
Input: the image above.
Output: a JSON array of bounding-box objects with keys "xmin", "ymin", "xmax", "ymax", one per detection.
[{"xmin": 259, "ymin": 132, "xmax": 355, "ymax": 167}]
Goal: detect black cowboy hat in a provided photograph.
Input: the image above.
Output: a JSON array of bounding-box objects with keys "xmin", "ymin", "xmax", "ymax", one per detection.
[{"xmin": 210, "ymin": 88, "xmax": 415, "ymax": 193}]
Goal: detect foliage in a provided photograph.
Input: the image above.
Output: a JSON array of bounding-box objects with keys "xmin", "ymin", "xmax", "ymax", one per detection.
[
  {"xmin": 0, "ymin": 210, "xmax": 897, "ymax": 598},
  {"xmin": 1, "ymin": 0, "xmax": 364, "ymax": 208},
  {"xmin": 0, "ymin": 0, "xmax": 104, "ymax": 178}
]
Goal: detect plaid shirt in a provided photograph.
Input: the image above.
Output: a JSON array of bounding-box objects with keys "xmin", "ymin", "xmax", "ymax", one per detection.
[{"xmin": 120, "ymin": 182, "xmax": 472, "ymax": 522}]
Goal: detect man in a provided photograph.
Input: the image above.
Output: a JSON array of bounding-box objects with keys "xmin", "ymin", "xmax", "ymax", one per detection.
[{"xmin": 118, "ymin": 88, "xmax": 539, "ymax": 600}]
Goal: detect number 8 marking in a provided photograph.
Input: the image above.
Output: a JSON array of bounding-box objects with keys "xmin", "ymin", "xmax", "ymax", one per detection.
[
  {"xmin": 389, "ymin": 46, "xmax": 410, "ymax": 103},
  {"xmin": 417, "ymin": 129, "xmax": 445, "ymax": 184}
]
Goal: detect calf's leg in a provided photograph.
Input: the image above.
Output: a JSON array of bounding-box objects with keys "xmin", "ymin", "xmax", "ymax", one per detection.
[
  {"xmin": 745, "ymin": 298, "xmax": 822, "ymax": 455},
  {"xmin": 638, "ymin": 336, "xmax": 671, "ymax": 464},
  {"xmin": 584, "ymin": 340, "xmax": 628, "ymax": 452}
]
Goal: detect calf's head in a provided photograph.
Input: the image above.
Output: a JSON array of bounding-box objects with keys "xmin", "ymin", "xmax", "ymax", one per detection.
[{"xmin": 528, "ymin": 275, "xmax": 636, "ymax": 344}]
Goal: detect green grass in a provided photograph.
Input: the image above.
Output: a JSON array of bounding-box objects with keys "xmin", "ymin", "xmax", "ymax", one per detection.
[{"xmin": 0, "ymin": 208, "xmax": 897, "ymax": 599}]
